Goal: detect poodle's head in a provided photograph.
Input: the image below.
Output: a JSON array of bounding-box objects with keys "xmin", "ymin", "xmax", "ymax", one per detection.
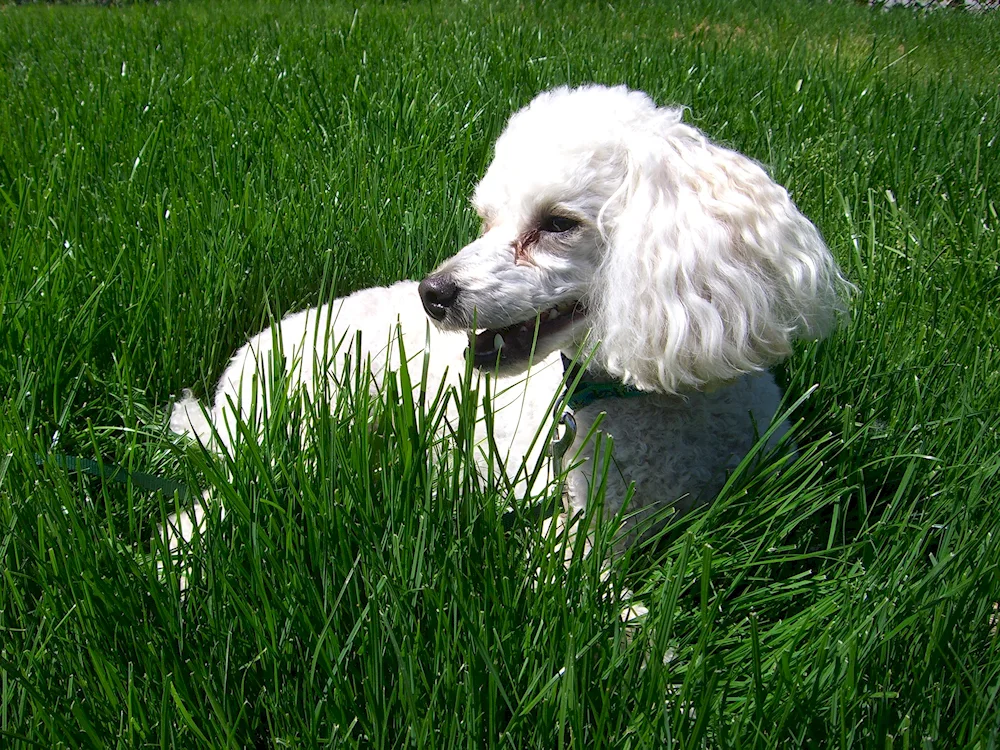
[{"xmin": 420, "ymin": 84, "xmax": 850, "ymax": 393}]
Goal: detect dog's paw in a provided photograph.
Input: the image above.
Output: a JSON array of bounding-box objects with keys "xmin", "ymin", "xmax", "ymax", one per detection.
[{"xmin": 156, "ymin": 502, "xmax": 206, "ymax": 594}]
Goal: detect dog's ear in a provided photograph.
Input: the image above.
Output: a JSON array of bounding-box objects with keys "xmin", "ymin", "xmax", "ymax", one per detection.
[{"xmin": 590, "ymin": 113, "xmax": 850, "ymax": 393}]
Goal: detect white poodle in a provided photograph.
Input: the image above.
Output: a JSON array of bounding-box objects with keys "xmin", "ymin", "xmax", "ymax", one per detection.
[
  {"xmin": 169, "ymin": 84, "xmax": 848, "ymax": 555},
  {"xmin": 417, "ymin": 84, "xmax": 848, "ymax": 547}
]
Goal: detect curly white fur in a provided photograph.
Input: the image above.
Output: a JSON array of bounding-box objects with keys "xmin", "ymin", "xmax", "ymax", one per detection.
[
  {"xmin": 424, "ymin": 85, "xmax": 847, "ymax": 392},
  {"xmin": 169, "ymin": 84, "xmax": 848, "ymax": 561},
  {"xmin": 164, "ymin": 285, "xmax": 562, "ymax": 558},
  {"xmin": 170, "ymin": 280, "xmax": 563, "ymax": 493}
]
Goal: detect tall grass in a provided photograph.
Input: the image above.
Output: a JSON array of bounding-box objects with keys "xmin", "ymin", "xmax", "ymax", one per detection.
[{"xmin": 2, "ymin": 0, "xmax": 999, "ymax": 746}]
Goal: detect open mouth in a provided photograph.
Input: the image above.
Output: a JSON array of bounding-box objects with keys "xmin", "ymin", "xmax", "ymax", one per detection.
[{"xmin": 469, "ymin": 300, "xmax": 587, "ymax": 368}]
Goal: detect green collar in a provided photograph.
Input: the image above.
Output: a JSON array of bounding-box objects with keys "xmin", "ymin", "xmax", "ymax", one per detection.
[{"xmin": 561, "ymin": 354, "xmax": 646, "ymax": 410}]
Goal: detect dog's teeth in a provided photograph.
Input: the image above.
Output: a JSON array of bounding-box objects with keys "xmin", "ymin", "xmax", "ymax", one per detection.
[
  {"xmin": 547, "ymin": 307, "xmax": 560, "ymax": 320},
  {"xmin": 493, "ymin": 333, "xmax": 504, "ymax": 350}
]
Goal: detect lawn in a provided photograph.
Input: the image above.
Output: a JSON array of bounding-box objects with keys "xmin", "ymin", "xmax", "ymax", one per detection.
[{"xmin": 2, "ymin": 0, "xmax": 999, "ymax": 746}]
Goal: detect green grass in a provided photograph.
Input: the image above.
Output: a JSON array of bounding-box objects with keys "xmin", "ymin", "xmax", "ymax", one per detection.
[{"xmin": 2, "ymin": 0, "xmax": 1000, "ymax": 746}]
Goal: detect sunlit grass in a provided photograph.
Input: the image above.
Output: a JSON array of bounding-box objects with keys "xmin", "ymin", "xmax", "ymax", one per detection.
[{"xmin": 2, "ymin": 0, "xmax": 999, "ymax": 746}]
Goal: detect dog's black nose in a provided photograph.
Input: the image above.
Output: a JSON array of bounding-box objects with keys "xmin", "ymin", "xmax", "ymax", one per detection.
[{"xmin": 418, "ymin": 274, "xmax": 459, "ymax": 321}]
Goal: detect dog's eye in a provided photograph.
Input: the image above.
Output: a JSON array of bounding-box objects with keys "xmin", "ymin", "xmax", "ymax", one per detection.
[{"xmin": 539, "ymin": 215, "xmax": 579, "ymax": 234}]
